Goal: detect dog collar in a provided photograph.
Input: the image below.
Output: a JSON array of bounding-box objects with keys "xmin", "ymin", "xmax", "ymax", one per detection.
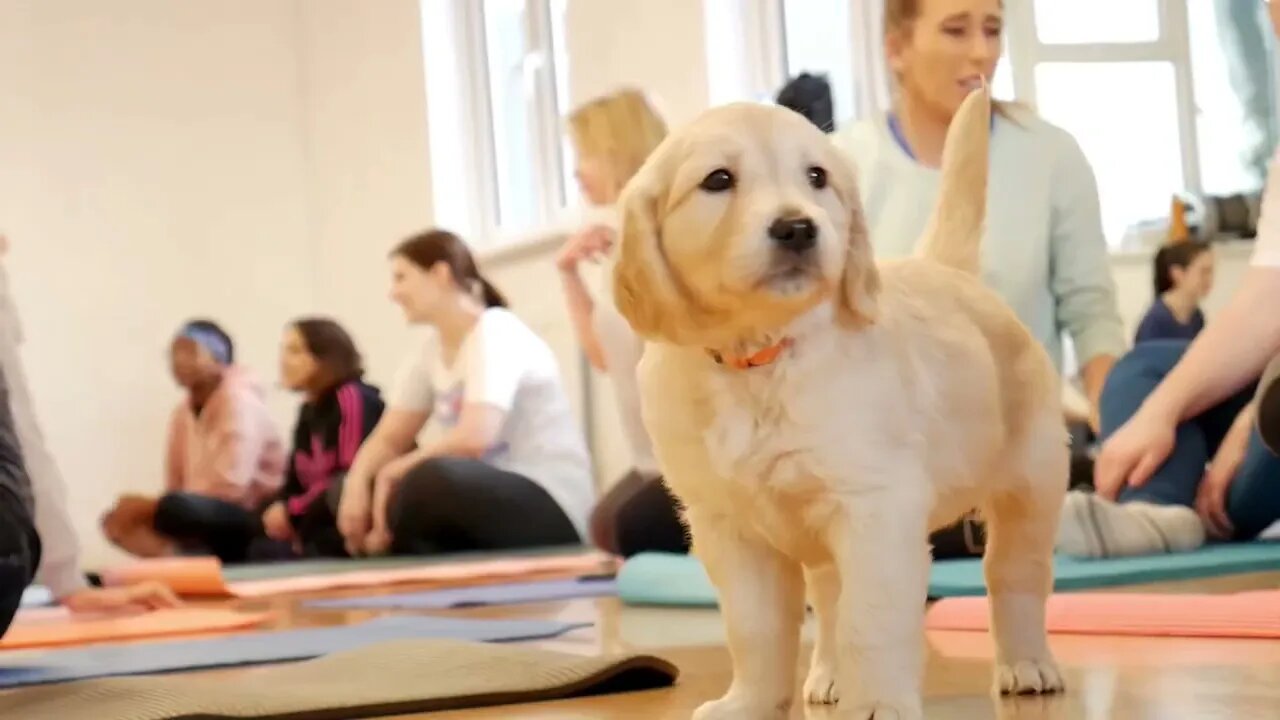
[{"xmin": 707, "ymin": 337, "xmax": 794, "ymax": 370}]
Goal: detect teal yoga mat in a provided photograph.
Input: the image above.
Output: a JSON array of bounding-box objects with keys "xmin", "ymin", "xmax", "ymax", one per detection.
[{"xmin": 617, "ymin": 542, "xmax": 1280, "ymax": 606}]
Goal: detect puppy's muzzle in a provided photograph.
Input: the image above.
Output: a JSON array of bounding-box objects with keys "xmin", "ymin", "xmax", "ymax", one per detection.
[{"xmin": 768, "ymin": 216, "xmax": 818, "ymax": 254}]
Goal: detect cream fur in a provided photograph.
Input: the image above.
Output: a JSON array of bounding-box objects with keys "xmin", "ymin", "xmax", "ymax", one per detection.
[{"xmin": 612, "ymin": 88, "xmax": 1066, "ymax": 719}]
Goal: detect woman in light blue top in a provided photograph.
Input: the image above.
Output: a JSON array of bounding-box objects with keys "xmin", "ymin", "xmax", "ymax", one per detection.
[{"xmin": 834, "ymin": 0, "xmax": 1125, "ymax": 430}]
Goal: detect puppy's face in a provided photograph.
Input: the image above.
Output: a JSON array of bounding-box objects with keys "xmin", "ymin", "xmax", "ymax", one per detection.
[{"xmin": 613, "ymin": 103, "xmax": 879, "ymax": 346}]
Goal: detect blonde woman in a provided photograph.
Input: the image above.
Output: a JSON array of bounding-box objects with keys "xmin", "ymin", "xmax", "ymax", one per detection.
[{"xmin": 555, "ymin": 90, "xmax": 683, "ymax": 557}]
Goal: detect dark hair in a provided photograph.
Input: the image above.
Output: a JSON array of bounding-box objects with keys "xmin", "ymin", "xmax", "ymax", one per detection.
[
  {"xmin": 1153, "ymin": 240, "xmax": 1210, "ymax": 296},
  {"xmin": 291, "ymin": 317, "xmax": 363, "ymax": 390},
  {"xmin": 776, "ymin": 73, "xmax": 834, "ymax": 134},
  {"xmin": 390, "ymin": 229, "xmax": 507, "ymax": 308},
  {"xmin": 180, "ymin": 319, "xmax": 235, "ymax": 364}
]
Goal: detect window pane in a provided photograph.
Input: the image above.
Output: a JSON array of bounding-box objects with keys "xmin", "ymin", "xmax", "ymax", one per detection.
[
  {"xmin": 1034, "ymin": 0, "xmax": 1159, "ymax": 45},
  {"xmin": 484, "ymin": 0, "xmax": 539, "ymax": 229},
  {"xmin": 1035, "ymin": 62, "xmax": 1183, "ymax": 247},
  {"xmin": 1188, "ymin": 0, "xmax": 1276, "ymax": 195},
  {"xmin": 782, "ymin": 0, "xmax": 853, "ymax": 127},
  {"xmin": 549, "ymin": 0, "xmax": 577, "ymax": 208}
]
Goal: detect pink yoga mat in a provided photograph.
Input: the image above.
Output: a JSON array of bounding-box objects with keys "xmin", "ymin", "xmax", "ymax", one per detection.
[
  {"xmin": 100, "ymin": 553, "xmax": 613, "ymax": 599},
  {"xmin": 0, "ymin": 608, "xmax": 272, "ymax": 650},
  {"xmin": 926, "ymin": 589, "xmax": 1280, "ymax": 639}
]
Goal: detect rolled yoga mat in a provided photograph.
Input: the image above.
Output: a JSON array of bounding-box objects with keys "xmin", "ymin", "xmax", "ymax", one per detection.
[
  {"xmin": 0, "ymin": 615, "xmax": 588, "ymax": 689},
  {"xmin": 0, "ymin": 638, "xmax": 678, "ymax": 720},
  {"xmin": 304, "ymin": 577, "xmax": 617, "ymax": 610},
  {"xmin": 617, "ymin": 542, "xmax": 1280, "ymax": 606}
]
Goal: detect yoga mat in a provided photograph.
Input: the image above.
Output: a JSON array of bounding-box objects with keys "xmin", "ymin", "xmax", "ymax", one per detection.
[
  {"xmin": 0, "ymin": 608, "xmax": 271, "ymax": 651},
  {"xmin": 617, "ymin": 542, "xmax": 1280, "ymax": 606},
  {"xmin": 220, "ymin": 544, "xmax": 595, "ymax": 582},
  {"xmin": 0, "ymin": 615, "xmax": 589, "ymax": 689},
  {"xmin": 304, "ymin": 577, "xmax": 618, "ymax": 610},
  {"xmin": 100, "ymin": 550, "xmax": 612, "ymax": 599},
  {"xmin": 0, "ymin": 638, "xmax": 677, "ymax": 720},
  {"xmin": 926, "ymin": 589, "xmax": 1280, "ymax": 639}
]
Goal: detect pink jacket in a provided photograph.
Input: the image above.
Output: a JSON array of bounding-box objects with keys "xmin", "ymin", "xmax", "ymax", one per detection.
[{"xmin": 165, "ymin": 366, "xmax": 286, "ymax": 509}]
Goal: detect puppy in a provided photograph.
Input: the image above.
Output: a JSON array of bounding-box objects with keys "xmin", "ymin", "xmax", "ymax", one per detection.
[{"xmin": 612, "ymin": 87, "xmax": 1066, "ymax": 720}]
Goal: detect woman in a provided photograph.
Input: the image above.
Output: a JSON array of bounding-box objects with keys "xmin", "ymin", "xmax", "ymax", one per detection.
[
  {"xmin": 102, "ymin": 320, "xmax": 286, "ymax": 563},
  {"xmin": 554, "ymin": 89, "xmax": 689, "ymax": 558},
  {"xmin": 260, "ymin": 318, "xmax": 384, "ymax": 558},
  {"xmin": 1134, "ymin": 240, "xmax": 1214, "ymax": 344},
  {"xmin": 833, "ymin": 0, "xmax": 1125, "ymax": 425},
  {"xmin": 832, "ymin": 0, "xmax": 1126, "ymax": 558},
  {"xmin": 336, "ymin": 229, "xmax": 594, "ymax": 557},
  {"xmin": 1059, "ymin": 0, "xmax": 1280, "ymax": 559}
]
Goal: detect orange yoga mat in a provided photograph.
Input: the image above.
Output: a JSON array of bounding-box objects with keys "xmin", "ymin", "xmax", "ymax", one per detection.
[
  {"xmin": 0, "ymin": 607, "xmax": 272, "ymax": 650},
  {"xmin": 925, "ymin": 589, "xmax": 1280, "ymax": 639},
  {"xmin": 99, "ymin": 552, "xmax": 613, "ymax": 599}
]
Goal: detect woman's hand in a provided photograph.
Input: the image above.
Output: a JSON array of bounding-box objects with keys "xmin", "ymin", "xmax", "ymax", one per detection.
[
  {"xmin": 337, "ymin": 477, "xmax": 373, "ymax": 556},
  {"xmin": 61, "ymin": 582, "xmax": 182, "ymax": 614},
  {"xmin": 555, "ymin": 226, "xmax": 614, "ymax": 273},
  {"xmin": 261, "ymin": 501, "xmax": 293, "ymax": 542},
  {"xmin": 1094, "ymin": 407, "xmax": 1177, "ymax": 500},
  {"xmin": 1195, "ymin": 405, "xmax": 1254, "ymax": 539}
]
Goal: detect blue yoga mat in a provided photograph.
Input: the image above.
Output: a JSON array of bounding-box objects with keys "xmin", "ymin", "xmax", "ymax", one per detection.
[
  {"xmin": 617, "ymin": 542, "xmax": 1280, "ymax": 606},
  {"xmin": 304, "ymin": 577, "xmax": 617, "ymax": 610},
  {"xmin": 0, "ymin": 615, "xmax": 588, "ymax": 689}
]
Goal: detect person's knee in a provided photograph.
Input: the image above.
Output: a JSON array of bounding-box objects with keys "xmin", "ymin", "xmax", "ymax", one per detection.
[{"xmin": 387, "ymin": 458, "xmax": 464, "ymax": 532}]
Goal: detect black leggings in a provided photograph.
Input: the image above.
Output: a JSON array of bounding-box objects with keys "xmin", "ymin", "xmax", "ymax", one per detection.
[
  {"xmin": 385, "ymin": 458, "xmax": 580, "ymax": 555},
  {"xmin": 588, "ymin": 471, "xmax": 690, "ymax": 558},
  {"xmin": 0, "ymin": 489, "xmax": 39, "ymax": 641},
  {"xmin": 153, "ymin": 493, "xmax": 262, "ymax": 564}
]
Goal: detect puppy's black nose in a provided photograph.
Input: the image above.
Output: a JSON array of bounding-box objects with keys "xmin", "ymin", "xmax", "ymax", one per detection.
[{"xmin": 768, "ymin": 217, "xmax": 817, "ymax": 253}]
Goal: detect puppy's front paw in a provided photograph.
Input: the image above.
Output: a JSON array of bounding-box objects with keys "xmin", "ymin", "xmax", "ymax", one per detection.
[
  {"xmin": 802, "ymin": 661, "xmax": 839, "ymax": 704},
  {"xmin": 841, "ymin": 695, "xmax": 923, "ymax": 720},
  {"xmin": 995, "ymin": 658, "xmax": 1064, "ymax": 696},
  {"xmin": 692, "ymin": 691, "xmax": 791, "ymax": 720}
]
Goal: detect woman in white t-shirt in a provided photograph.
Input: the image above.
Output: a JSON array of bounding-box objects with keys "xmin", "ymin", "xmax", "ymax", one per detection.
[
  {"xmin": 336, "ymin": 230, "xmax": 594, "ymax": 556},
  {"xmin": 555, "ymin": 89, "xmax": 686, "ymax": 557}
]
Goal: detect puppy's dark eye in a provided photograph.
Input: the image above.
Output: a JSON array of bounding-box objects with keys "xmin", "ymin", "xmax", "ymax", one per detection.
[
  {"xmin": 807, "ymin": 166, "xmax": 828, "ymax": 190},
  {"xmin": 700, "ymin": 168, "xmax": 735, "ymax": 193}
]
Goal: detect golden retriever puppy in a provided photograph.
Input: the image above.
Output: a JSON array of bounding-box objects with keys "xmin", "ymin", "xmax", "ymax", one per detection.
[{"xmin": 611, "ymin": 87, "xmax": 1065, "ymax": 719}]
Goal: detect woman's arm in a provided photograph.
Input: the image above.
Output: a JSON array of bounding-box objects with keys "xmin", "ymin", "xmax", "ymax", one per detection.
[
  {"xmin": 1136, "ymin": 268, "xmax": 1280, "ymax": 421},
  {"xmin": 1048, "ymin": 131, "xmax": 1127, "ymax": 420},
  {"xmin": 345, "ymin": 408, "xmax": 428, "ymax": 492},
  {"xmin": 557, "ymin": 226, "xmax": 616, "ymax": 372}
]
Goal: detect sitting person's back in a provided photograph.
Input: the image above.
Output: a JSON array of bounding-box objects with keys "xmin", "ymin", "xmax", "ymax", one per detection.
[{"xmin": 1134, "ymin": 240, "xmax": 1213, "ymax": 344}]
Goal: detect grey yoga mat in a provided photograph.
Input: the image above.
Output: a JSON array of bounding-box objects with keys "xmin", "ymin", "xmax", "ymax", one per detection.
[{"xmin": 0, "ymin": 615, "xmax": 588, "ymax": 689}]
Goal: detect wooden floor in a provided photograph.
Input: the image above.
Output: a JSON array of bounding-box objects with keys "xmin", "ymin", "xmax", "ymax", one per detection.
[{"xmin": 189, "ymin": 570, "xmax": 1280, "ymax": 719}]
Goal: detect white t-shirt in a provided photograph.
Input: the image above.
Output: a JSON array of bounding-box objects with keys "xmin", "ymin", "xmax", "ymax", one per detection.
[
  {"xmin": 390, "ymin": 308, "xmax": 595, "ymax": 536},
  {"xmin": 1253, "ymin": 148, "xmax": 1280, "ymax": 268}
]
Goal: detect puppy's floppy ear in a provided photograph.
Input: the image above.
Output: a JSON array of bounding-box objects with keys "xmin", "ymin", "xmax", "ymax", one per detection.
[
  {"xmin": 611, "ymin": 162, "xmax": 685, "ymax": 342},
  {"xmin": 829, "ymin": 155, "xmax": 881, "ymax": 328}
]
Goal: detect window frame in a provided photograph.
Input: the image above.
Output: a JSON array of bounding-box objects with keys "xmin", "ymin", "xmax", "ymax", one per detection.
[{"xmin": 422, "ymin": 0, "xmax": 569, "ymax": 248}]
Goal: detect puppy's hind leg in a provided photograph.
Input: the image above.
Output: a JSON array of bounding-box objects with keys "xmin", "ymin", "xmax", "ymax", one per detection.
[
  {"xmin": 688, "ymin": 507, "xmax": 805, "ymax": 720},
  {"xmin": 983, "ymin": 418, "xmax": 1067, "ymax": 696}
]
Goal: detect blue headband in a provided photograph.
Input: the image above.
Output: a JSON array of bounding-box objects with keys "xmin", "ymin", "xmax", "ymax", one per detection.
[{"xmin": 177, "ymin": 325, "xmax": 231, "ymax": 365}]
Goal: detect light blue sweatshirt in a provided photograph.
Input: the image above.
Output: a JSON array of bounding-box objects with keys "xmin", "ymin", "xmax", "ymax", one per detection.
[{"xmin": 833, "ymin": 109, "xmax": 1127, "ymax": 373}]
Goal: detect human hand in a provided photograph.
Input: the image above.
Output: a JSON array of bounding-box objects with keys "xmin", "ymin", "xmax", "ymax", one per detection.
[
  {"xmin": 61, "ymin": 581, "xmax": 181, "ymax": 614},
  {"xmin": 555, "ymin": 225, "xmax": 614, "ymax": 273},
  {"xmin": 1195, "ymin": 410, "xmax": 1252, "ymax": 539},
  {"xmin": 337, "ymin": 479, "xmax": 372, "ymax": 556},
  {"xmin": 1093, "ymin": 409, "xmax": 1176, "ymax": 500},
  {"xmin": 262, "ymin": 501, "xmax": 293, "ymax": 542}
]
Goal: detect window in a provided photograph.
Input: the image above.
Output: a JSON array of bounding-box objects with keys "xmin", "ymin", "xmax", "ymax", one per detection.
[
  {"xmin": 421, "ymin": 0, "xmax": 569, "ymax": 246},
  {"xmin": 1004, "ymin": 0, "xmax": 1276, "ymax": 249}
]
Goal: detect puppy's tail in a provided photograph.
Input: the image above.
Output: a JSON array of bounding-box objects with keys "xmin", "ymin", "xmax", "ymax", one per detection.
[{"xmin": 915, "ymin": 84, "xmax": 991, "ymax": 275}]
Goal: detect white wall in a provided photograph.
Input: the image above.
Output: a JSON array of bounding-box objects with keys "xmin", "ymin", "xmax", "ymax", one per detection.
[{"xmin": 0, "ymin": 0, "xmax": 432, "ymax": 567}]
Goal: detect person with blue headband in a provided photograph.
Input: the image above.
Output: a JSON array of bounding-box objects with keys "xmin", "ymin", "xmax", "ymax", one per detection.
[{"xmin": 102, "ymin": 319, "xmax": 286, "ymax": 563}]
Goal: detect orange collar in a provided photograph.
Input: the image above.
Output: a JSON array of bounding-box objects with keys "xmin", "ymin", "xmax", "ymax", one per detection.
[{"xmin": 708, "ymin": 337, "xmax": 794, "ymax": 370}]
